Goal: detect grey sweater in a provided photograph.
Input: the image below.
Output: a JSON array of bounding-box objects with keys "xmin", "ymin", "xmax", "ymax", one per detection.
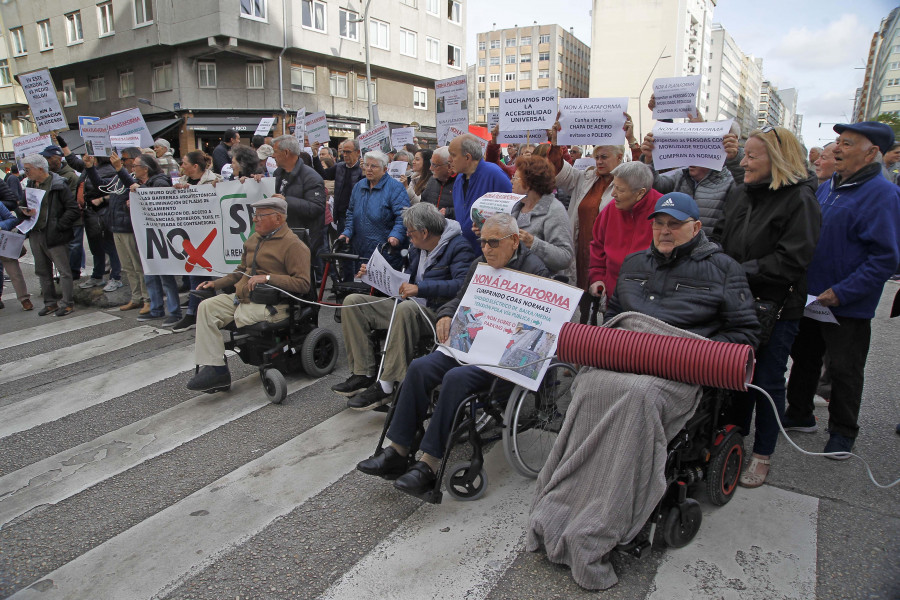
[{"xmin": 512, "ymin": 193, "xmax": 575, "ymax": 282}]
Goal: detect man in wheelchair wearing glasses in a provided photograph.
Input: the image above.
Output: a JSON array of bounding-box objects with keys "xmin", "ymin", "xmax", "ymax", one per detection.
[{"xmin": 356, "ymin": 213, "xmax": 549, "ymax": 496}]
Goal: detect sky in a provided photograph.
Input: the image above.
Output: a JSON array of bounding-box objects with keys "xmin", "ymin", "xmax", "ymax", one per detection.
[{"xmin": 465, "ymin": 0, "xmax": 898, "ymax": 147}]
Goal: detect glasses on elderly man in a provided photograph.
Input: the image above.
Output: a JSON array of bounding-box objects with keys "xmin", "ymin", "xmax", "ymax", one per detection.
[{"xmin": 478, "ymin": 233, "xmax": 515, "ymax": 248}]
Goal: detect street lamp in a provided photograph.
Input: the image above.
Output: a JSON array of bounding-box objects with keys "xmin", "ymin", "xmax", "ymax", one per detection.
[
  {"xmin": 348, "ymin": 0, "xmax": 375, "ymax": 127},
  {"xmin": 635, "ymin": 47, "xmax": 671, "ymax": 137}
]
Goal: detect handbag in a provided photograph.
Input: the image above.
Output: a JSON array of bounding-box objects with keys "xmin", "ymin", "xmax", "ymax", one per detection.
[{"xmin": 753, "ymin": 299, "xmax": 781, "ymax": 347}]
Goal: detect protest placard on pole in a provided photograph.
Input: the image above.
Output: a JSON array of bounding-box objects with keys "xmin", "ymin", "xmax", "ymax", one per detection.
[
  {"xmin": 13, "ymin": 133, "xmax": 52, "ymax": 159},
  {"xmin": 558, "ymin": 97, "xmax": 628, "ymax": 146},
  {"xmin": 303, "ymin": 111, "xmax": 330, "ymax": 144},
  {"xmin": 294, "ymin": 108, "xmax": 306, "ymax": 141},
  {"xmin": 470, "ymin": 192, "xmax": 524, "ymax": 230},
  {"xmin": 439, "ymin": 264, "xmax": 581, "ymax": 390},
  {"xmin": 652, "ymin": 76, "xmax": 702, "ymax": 119},
  {"xmin": 391, "ymin": 127, "xmax": 415, "ymax": 149},
  {"xmin": 435, "ymin": 74, "xmax": 468, "ymax": 146},
  {"xmin": 499, "ymin": 89, "xmax": 557, "ymax": 131},
  {"xmin": 18, "ymin": 69, "xmax": 68, "ymax": 134},
  {"xmin": 358, "ymin": 122, "xmax": 391, "ymax": 153},
  {"xmin": 110, "ymin": 134, "xmax": 142, "ymax": 153},
  {"xmin": 255, "ymin": 117, "xmax": 276, "ymax": 136},
  {"xmin": 650, "ymin": 119, "xmax": 733, "ymax": 171},
  {"xmin": 18, "ymin": 188, "xmax": 45, "ymax": 234},
  {"xmin": 81, "ymin": 122, "xmax": 113, "ymax": 156},
  {"xmin": 0, "ymin": 230, "xmax": 26, "ymax": 260},
  {"xmin": 361, "ymin": 247, "xmax": 410, "ymax": 296},
  {"xmin": 99, "ymin": 107, "xmax": 153, "ymax": 147}
]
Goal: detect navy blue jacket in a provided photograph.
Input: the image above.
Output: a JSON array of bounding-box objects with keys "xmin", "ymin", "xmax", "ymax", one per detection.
[
  {"xmin": 406, "ymin": 224, "xmax": 476, "ymax": 310},
  {"xmin": 452, "ymin": 160, "xmax": 512, "ymax": 253}
]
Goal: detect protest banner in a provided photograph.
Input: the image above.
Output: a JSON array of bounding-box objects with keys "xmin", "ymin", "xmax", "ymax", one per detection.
[
  {"xmin": 650, "ymin": 119, "xmax": 733, "ymax": 171},
  {"xmin": 435, "ymin": 75, "xmax": 468, "ymax": 146},
  {"xmin": 295, "ymin": 107, "xmax": 306, "ymax": 141},
  {"xmin": 303, "ymin": 111, "xmax": 330, "ymax": 144},
  {"xmin": 470, "ymin": 192, "xmax": 524, "ymax": 230},
  {"xmin": 13, "ymin": 133, "xmax": 52, "ymax": 159},
  {"xmin": 81, "ymin": 122, "xmax": 113, "ymax": 156},
  {"xmin": 439, "ymin": 264, "xmax": 581, "ymax": 390},
  {"xmin": 18, "ymin": 69, "xmax": 68, "ymax": 134},
  {"xmin": 0, "ymin": 230, "xmax": 26, "ymax": 260},
  {"xmin": 573, "ymin": 157, "xmax": 595, "ymax": 171},
  {"xmin": 129, "ymin": 178, "xmax": 276, "ymax": 276},
  {"xmin": 499, "ymin": 89, "xmax": 557, "ymax": 131},
  {"xmin": 361, "ymin": 247, "xmax": 410, "ymax": 297},
  {"xmin": 391, "ymin": 127, "xmax": 415, "ymax": 149},
  {"xmin": 110, "ymin": 134, "xmax": 142, "ymax": 153},
  {"xmin": 652, "ymin": 76, "xmax": 702, "ymax": 119},
  {"xmin": 387, "ymin": 161, "xmax": 408, "ymax": 181},
  {"xmin": 78, "ymin": 116, "xmax": 101, "ymax": 135},
  {"xmin": 98, "ymin": 107, "xmax": 153, "ymax": 147},
  {"xmin": 558, "ymin": 97, "xmax": 628, "ymax": 145},
  {"xmin": 487, "ymin": 112, "xmax": 540, "ymax": 144},
  {"xmin": 18, "ymin": 188, "xmax": 45, "ymax": 234},
  {"xmin": 358, "ymin": 122, "xmax": 391, "ymax": 153},
  {"xmin": 255, "ymin": 117, "xmax": 276, "ymax": 136},
  {"xmin": 804, "ymin": 295, "xmax": 839, "ymax": 325}
]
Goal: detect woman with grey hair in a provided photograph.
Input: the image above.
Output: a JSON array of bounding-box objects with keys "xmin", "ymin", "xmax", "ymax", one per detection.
[{"xmin": 587, "ymin": 161, "xmax": 662, "ymax": 315}]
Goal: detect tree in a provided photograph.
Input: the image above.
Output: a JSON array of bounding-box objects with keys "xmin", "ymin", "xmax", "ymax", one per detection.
[{"xmin": 875, "ymin": 113, "xmax": 900, "ymax": 138}]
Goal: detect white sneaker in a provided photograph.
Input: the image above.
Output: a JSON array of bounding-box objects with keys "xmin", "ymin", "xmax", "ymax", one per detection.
[
  {"xmin": 103, "ymin": 279, "xmax": 124, "ymax": 292},
  {"xmin": 79, "ymin": 277, "xmax": 105, "ymax": 289}
]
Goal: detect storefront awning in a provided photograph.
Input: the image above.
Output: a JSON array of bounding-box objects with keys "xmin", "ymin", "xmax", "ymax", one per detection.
[{"xmin": 186, "ymin": 116, "xmax": 269, "ymax": 133}]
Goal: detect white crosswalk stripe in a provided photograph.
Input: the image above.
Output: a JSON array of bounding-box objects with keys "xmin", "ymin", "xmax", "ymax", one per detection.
[{"xmin": 0, "ymin": 312, "xmax": 119, "ymax": 351}]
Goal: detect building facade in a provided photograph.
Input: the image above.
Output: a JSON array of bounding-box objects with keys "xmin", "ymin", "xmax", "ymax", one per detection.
[
  {"xmin": 0, "ymin": 0, "xmax": 467, "ymax": 155},
  {"xmin": 473, "ymin": 23, "xmax": 589, "ymax": 125},
  {"xmin": 853, "ymin": 6, "xmax": 900, "ymax": 121},
  {"xmin": 707, "ymin": 23, "xmax": 760, "ymax": 139},
  {"xmin": 757, "ymin": 81, "xmax": 784, "ymax": 130},
  {"xmin": 0, "ymin": 14, "xmax": 33, "ymax": 164}
]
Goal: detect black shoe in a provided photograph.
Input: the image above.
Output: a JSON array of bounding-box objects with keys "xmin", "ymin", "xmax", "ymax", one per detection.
[
  {"xmin": 357, "ymin": 446, "xmax": 409, "ymax": 479},
  {"xmin": 171, "ymin": 314, "xmax": 197, "ymax": 332},
  {"xmin": 186, "ymin": 366, "xmax": 231, "ymax": 393},
  {"xmin": 0, "ymin": 299, "xmax": 4, "ymax": 309},
  {"xmin": 160, "ymin": 315, "xmax": 181, "ymax": 328},
  {"xmin": 823, "ymin": 432, "xmax": 854, "ymax": 460},
  {"xmin": 393, "ymin": 461, "xmax": 437, "ymax": 496},
  {"xmin": 38, "ymin": 304, "xmax": 58, "ymax": 316},
  {"xmin": 331, "ymin": 374, "xmax": 375, "ymax": 397},
  {"xmin": 54, "ymin": 305, "xmax": 74, "ymax": 317},
  {"xmin": 348, "ymin": 383, "xmax": 392, "ymax": 410},
  {"xmin": 137, "ymin": 313, "xmax": 164, "ymax": 322}
]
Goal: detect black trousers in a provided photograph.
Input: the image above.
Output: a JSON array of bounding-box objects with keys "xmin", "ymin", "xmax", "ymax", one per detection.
[{"xmin": 786, "ymin": 316, "xmax": 872, "ymax": 439}]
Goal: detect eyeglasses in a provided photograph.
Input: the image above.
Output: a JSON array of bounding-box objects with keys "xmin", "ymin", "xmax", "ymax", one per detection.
[
  {"xmin": 253, "ymin": 212, "xmax": 277, "ymax": 220},
  {"xmin": 405, "ymin": 228, "xmax": 424, "ymax": 237},
  {"xmin": 651, "ymin": 218, "xmax": 695, "ymax": 231},
  {"xmin": 760, "ymin": 126, "xmax": 782, "ymax": 146},
  {"xmin": 478, "ymin": 233, "xmax": 514, "ymax": 248},
  {"xmin": 431, "ymin": 161, "xmax": 448, "ymax": 168},
  {"xmin": 340, "ymin": 150, "xmax": 354, "ymax": 155},
  {"xmin": 363, "ymin": 163, "xmax": 382, "ymax": 170}
]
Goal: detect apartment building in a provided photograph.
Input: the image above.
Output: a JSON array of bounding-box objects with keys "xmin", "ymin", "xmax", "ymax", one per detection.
[
  {"xmin": 707, "ymin": 23, "xmax": 761, "ymax": 139},
  {"xmin": 757, "ymin": 81, "xmax": 784, "ymax": 130},
  {"xmin": 854, "ymin": 6, "xmax": 900, "ymax": 121},
  {"xmin": 0, "ymin": 13, "xmax": 33, "ymax": 163}
]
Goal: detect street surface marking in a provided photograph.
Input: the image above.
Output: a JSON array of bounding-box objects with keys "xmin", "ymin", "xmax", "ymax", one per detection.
[
  {"xmin": 0, "ymin": 312, "xmax": 119, "ymax": 351},
  {"xmin": 9, "ymin": 409, "xmax": 385, "ymax": 600}
]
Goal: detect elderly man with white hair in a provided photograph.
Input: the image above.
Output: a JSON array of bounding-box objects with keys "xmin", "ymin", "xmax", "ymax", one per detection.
[
  {"xmin": 270, "ymin": 134, "xmax": 326, "ymax": 256},
  {"xmin": 420, "ymin": 146, "xmax": 456, "ymax": 218},
  {"xmin": 19, "ymin": 154, "xmax": 81, "ymax": 317}
]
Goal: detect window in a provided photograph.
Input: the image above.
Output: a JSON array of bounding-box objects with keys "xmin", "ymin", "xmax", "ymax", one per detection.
[
  {"xmin": 478, "ymin": 58, "xmax": 486, "ymax": 67},
  {"xmin": 489, "ymin": 90, "xmax": 499, "ymax": 99},
  {"xmin": 66, "ymin": 12, "xmax": 84, "ymax": 44},
  {"xmin": 370, "ymin": 19, "xmax": 389, "ymax": 49},
  {"xmin": 490, "ymin": 40, "xmax": 500, "ymax": 49},
  {"xmin": 519, "ymin": 71, "xmax": 530, "ymax": 80},
  {"xmin": 477, "ymin": 91, "xmax": 485, "ymax": 100},
  {"xmin": 89, "ymin": 76, "xmax": 106, "ymax": 101},
  {"xmin": 893, "ymin": 45, "xmax": 900, "ymax": 54},
  {"xmin": 329, "ymin": 71, "xmax": 347, "ymax": 97},
  {"xmin": 339, "ymin": 9, "xmax": 358, "ymax": 40},
  {"xmin": 538, "ymin": 51, "xmax": 549, "ymax": 61},
  {"xmin": 301, "ymin": 0, "xmax": 326, "ymax": 32},
  {"xmin": 520, "ymin": 54, "xmax": 531, "ymax": 63},
  {"xmin": 426, "ymin": 37, "xmax": 440, "ymax": 63},
  {"xmin": 400, "ymin": 29, "xmax": 416, "ymax": 57},
  {"xmin": 134, "ymin": 0, "xmax": 154, "ymax": 26},
  {"xmin": 0, "ymin": 60, "xmax": 10, "ymax": 86},
  {"xmin": 119, "ymin": 70, "xmax": 134, "ymax": 97},
  {"xmin": 539, "ymin": 34, "xmax": 550, "ymax": 44},
  {"xmin": 10, "ymin": 28, "xmax": 26, "ymax": 55},
  {"xmin": 63, "ymin": 78, "xmax": 77, "ymax": 106},
  {"xmin": 401, "ymin": 0, "xmax": 417, "ymax": 6},
  {"xmin": 247, "ymin": 62, "xmax": 264, "ymax": 88},
  {"xmin": 504, "ymin": 73, "xmax": 515, "ymax": 81},
  {"xmin": 490, "ymin": 56, "xmax": 500, "ymax": 66},
  {"xmin": 506, "ymin": 38, "xmax": 516, "ymax": 48},
  {"xmin": 17, "ymin": 111, "xmax": 35, "ymax": 134},
  {"xmin": 240, "ymin": 0, "xmax": 266, "ymax": 20},
  {"xmin": 890, "ymin": 62, "xmax": 900, "ymax": 70},
  {"xmin": 426, "ymin": 0, "xmax": 439, "ymax": 15},
  {"xmin": 520, "ymin": 36, "xmax": 531, "ymax": 46},
  {"xmin": 489, "ymin": 74, "xmax": 500, "ymax": 82},
  {"xmin": 199, "ymin": 61, "xmax": 216, "ymax": 88},
  {"xmin": 356, "ymin": 77, "xmax": 376, "ymax": 102},
  {"xmin": 477, "ymin": 107, "xmax": 485, "ymax": 116},
  {"xmin": 447, "ymin": 43, "xmax": 461, "ymax": 68},
  {"xmin": 37, "ymin": 20, "xmax": 53, "ymax": 50},
  {"xmin": 539, "ymin": 69, "xmax": 549, "ymax": 79},
  {"xmin": 413, "ymin": 86, "xmax": 427, "ymax": 109},
  {"xmin": 448, "ymin": 0, "xmax": 461, "ymax": 23},
  {"xmin": 291, "ymin": 64, "xmax": 316, "ymax": 92},
  {"xmin": 152, "ymin": 62, "xmax": 172, "ymax": 91},
  {"xmin": 1, "ymin": 113, "xmax": 12, "ymax": 136},
  {"xmin": 478, "ymin": 41, "xmax": 485, "ymax": 51},
  {"xmin": 98, "ymin": 2, "xmax": 115, "ymax": 36},
  {"xmin": 477, "ymin": 75, "xmax": 485, "ymax": 83},
  {"xmin": 505, "ymin": 55, "xmax": 516, "ymax": 64}
]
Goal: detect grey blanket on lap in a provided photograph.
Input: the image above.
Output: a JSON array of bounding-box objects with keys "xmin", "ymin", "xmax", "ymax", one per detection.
[{"xmin": 526, "ymin": 312, "xmax": 705, "ymax": 590}]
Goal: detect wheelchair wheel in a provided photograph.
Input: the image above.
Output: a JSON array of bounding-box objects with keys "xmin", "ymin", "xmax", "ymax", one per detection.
[
  {"xmin": 445, "ymin": 461, "xmax": 488, "ymax": 501},
  {"xmin": 262, "ymin": 369, "xmax": 287, "ymax": 404},
  {"xmin": 300, "ymin": 328, "xmax": 338, "ymax": 377},
  {"xmin": 706, "ymin": 429, "xmax": 743, "ymax": 506},
  {"xmin": 502, "ymin": 363, "xmax": 576, "ymax": 479},
  {"xmin": 663, "ymin": 499, "xmax": 702, "ymax": 549}
]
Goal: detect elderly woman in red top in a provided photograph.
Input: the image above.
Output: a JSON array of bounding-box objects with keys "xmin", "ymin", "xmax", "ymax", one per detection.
[{"xmin": 587, "ymin": 161, "xmax": 661, "ymax": 312}]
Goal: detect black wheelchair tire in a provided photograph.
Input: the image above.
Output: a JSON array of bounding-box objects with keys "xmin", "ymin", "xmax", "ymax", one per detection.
[
  {"xmin": 663, "ymin": 499, "xmax": 702, "ymax": 549},
  {"xmin": 300, "ymin": 328, "xmax": 338, "ymax": 377},
  {"xmin": 705, "ymin": 429, "xmax": 744, "ymax": 506},
  {"xmin": 263, "ymin": 369, "xmax": 287, "ymax": 404},
  {"xmin": 445, "ymin": 461, "xmax": 488, "ymax": 501}
]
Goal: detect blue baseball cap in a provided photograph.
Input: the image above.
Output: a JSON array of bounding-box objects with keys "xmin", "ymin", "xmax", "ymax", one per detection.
[
  {"xmin": 833, "ymin": 121, "xmax": 895, "ymax": 154},
  {"xmin": 648, "ymin": 192, "xmax": 700, "ymax": 222}
]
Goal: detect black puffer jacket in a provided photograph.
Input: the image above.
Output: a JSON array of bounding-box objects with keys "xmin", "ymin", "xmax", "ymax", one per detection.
[
  {"xmin": 312, "ymin": 158, "xmax": 362, "ymax": 220},
  {"xmin": 608, "ymin": 231, "xmax": 759, "ymax": 346},
  {"xmin": 0, "ymin": 177, "xmax": 19, "ymax": 212},
  {"xmin": 274, "ymin": 160, "xmax": 326, "ymax": 255},
  {"xmin": 87, "ymin": 164, "xmax": 133, "ymax": 234},
  {"xmin": 713, "ymin": 176, "xmax": 821, "ymax": 320},
  {"xmin": 25, "ymin": 172, "xmax": 80, "ymax": 247}
]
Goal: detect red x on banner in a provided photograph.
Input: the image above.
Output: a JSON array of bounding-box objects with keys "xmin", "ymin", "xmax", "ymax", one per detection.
[{"xmin": 183, "ymin": 228, "xmax": 217, "ymax": 273}]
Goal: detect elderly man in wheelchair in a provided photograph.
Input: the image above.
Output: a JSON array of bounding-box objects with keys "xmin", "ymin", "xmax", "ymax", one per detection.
[
  {"xmin": 356, "ymin": 213, "xmax": 549, "ymax": 496},
  {"xmin": 332, "ymin": 203, "xmax": 475, "ymax": 409},
  {"xmin": 186, "ymin": 197, "xmax": 311, "ymax": 393}
]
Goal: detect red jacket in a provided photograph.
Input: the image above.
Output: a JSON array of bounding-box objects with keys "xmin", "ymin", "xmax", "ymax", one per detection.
[{"xmin": 588, "ymin": 188, "xmax": 663, "ymax": 295}]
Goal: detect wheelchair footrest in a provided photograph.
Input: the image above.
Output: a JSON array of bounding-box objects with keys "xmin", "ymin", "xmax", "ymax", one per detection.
[{"xmin": 615, "ymin": 538, "xmax": 651, "ymax": 559}]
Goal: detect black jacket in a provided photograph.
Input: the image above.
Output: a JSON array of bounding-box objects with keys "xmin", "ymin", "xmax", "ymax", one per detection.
[
  {"xmin": 87, "ymin": 164, "xmax": 132, "ymax": 234},
  {"xmin": 607, "ymin": 232, "xmax": 759, "ymax": 346},
  {"xmin": 420, "ymin": 175, "xmax": 456, "ymax": 219},
  {"xmin": 212, "ymin": 142, "xmax": 231, "ymax": 175},
  {"xmin": 313, "ymin": 157, "xmax": 362, "ymax": 219},
  {"xmin": 275, "ymin": 159, "xmax": 327, "ymax": 255},
  {"xmin": 0, "ymin": 177, "xmax": 19, "ymax": 212},
  {"xmin": 713, "ymin": 176, "xmax": 821, "ymax": 320},
  {"xmin": 25, "ymin": 172, "xmax": 81, "ymax": 247}
]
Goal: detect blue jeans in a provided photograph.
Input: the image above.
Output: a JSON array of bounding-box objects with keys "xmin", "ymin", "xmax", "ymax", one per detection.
[
  {"xmin": 187, "ymin": 275, "xmax": 213, "ymax": 315},
  {"xmin": 68, "ymin": 225, "xmax": 85, "ymax": 277},
  {"xmin": 733, "ymin": 319, "xmax": 800, "ymax": 456},
  {"xmin": 144, "ymin": 274, "xmax": 182, "ymax": 318}
]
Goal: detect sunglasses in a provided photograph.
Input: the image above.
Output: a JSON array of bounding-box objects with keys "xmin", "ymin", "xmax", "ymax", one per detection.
[
  {"xmin": 760, "ymin": 126, "xmax": 782, "ymax": 146},
  {"xmin": 478, "ymin": 233, "xmax": 514, "ymax": 248}
]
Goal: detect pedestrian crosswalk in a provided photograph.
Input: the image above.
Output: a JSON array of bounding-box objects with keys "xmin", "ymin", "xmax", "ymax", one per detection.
[{"xmin": 0, "ymin": 307, "xmax": 823, "ymax": 600}]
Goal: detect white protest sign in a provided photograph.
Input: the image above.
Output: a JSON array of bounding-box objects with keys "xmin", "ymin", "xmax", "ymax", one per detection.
[
  {"xmin": 650, "ymin": 120, "xmax": 733, "ymax": 171},
  {"xmin": 303, "ymin": 111, "xmax": 330, "ymax": 145},
  {"xmin": 558, "ymin": 97, "xmax": 627, "ymax": 146},
  {"xmin": 804, "ymin": 295, "xmax": 839, "ymax": 325},
  {"xmin": 99, "ymin": 107, "xmax": 153, "ymax": 147},
  {"xmin": 294, "ymin": 107, "xmax": 306, "ymax": 141},
  {"xmin": 18, "ymin": 188, "xmax": 45, "ymax": 234},
  {"xmin": 81, "ymin": 122, "xmax": 113, "ymax": 157},
  {"xmin": 18, "ymin": 69, "xmax": 68, "ymax": 133},
  {"xmin": 110, "ymin": 134, "xmax": 142, "ymax": 153},
  {"xmin": 488, "ymin": 112, "xmax": 539, "ymax": 143},
  {"xmin": 78, "ymin": 116, "xmax": 101, "ymax": 134},
  {"xmin": 0, "ymin": 230, "xmax": 26, "ymax": 260},
  {"xmin": 652, "ymin": 76, "xmax": 702, "ymax": 119},
  {"xmin": 13, "ymin": 133, "xmax": 52, "ymax": 159},
  {"xmin": 129, "ymin": 178, "xmax": 276, "ymax": 275},
  {"xmin": 435, "ymin": 74, "xmax": 468, "ymax": 146},
  {"xmin": 499, "ymin": 89, "xmax": 557, "ymax": 131},
  {"xmin": 387, "ymin": 161, "xmax": 408, "ymax": 181},
  {"xmin": 358, "ymin": 122, "xmax": 390, "ymax": 153},
  {"xmin": 255, "ymin": 117, "xmax": 276, "ymax": 136},
  {"xmin": 360, "ymin": 247, "xmax": 410, "ymax": 296},
  {"xmin": 391, "ymin": 127, "xmax": 415, "ymax": 149},
  {"xmin": 439, "ymin": 264, "xmax": 581, "ymax": 391},
  {"xmin": 573, "ymin": 157, "xmax": 595, "ymax": 171},
  {"xmin": 470, "ymin": 192, "xmax": 524, "ymax": 230}
]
